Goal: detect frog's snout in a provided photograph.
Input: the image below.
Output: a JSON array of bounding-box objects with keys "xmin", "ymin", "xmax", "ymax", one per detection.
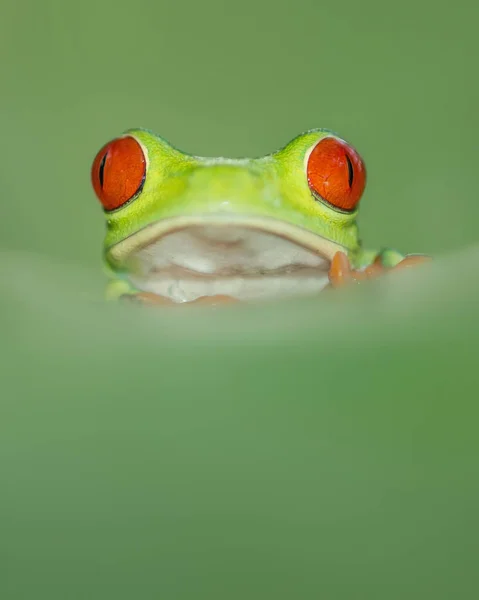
[{"xmin": 180, "ymin": 163, "xmax": 275, "ymax": 213}]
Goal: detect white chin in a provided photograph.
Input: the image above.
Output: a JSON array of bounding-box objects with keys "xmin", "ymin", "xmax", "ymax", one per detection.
[{"xmin": 126, "ymin": 225, "xmax": 332, "ymax": 303}]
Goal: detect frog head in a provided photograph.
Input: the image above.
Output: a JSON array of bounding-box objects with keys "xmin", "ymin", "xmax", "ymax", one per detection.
[{"xmin": 91, "ymin": 128, "xmax": 366, "ymax": 303}]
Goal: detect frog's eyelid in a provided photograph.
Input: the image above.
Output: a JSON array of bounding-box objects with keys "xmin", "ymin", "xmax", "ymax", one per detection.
[
  {"xmin": 120, "ymin": 133, "xmax": 150, "ymax": 174},
  {"xmin": 303, "ymin": 135, "xmax": 337, "ymax": 173}
]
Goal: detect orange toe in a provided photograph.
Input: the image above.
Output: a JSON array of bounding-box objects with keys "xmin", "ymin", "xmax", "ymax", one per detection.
[
  {"xmin": 189, "ymin": 295, "xmax": 239, "ymax": 306},
  {"xmin": 329, "ymin": 252, "xmax": 353, "ymax": 287},
  {"xmin": 394, "ymin": 255, "xmax": 432, "ymax": 270},
  {"xmin": 121, "ymin": 292, "xmax": 239, "ymax": 308},
  {"xmin": 121, "ymin": 292, "xmax": 176, "ymax": 306}
]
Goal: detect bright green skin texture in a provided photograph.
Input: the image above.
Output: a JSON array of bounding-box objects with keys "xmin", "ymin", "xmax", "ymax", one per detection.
[{"xmin": 101, "ymin": 128, "xmax": 406, "ymax": 299}]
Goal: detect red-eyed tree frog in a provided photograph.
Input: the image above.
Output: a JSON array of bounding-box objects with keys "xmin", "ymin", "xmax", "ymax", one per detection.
[{"xmin": 91, "ymin": 129, "xmax": 428, "ymax": 306}]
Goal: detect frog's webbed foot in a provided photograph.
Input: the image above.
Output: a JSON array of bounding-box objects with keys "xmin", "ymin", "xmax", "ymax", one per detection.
[
  {"xmin": 328, "ymin": 251, "xmax": 431, "ymax": 289},
  {"xmin": 120, "ymin": 292, "xmax": 177, "ymax": 306},
  {"xmin": 120, "ymin": 292, "xmax": 239, "ymax": 307}
]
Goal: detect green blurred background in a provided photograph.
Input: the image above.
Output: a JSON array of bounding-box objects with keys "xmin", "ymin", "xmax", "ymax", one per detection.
[{"xmin": 2, "ymin": 0, "xmax": 479, "ymax": 598}]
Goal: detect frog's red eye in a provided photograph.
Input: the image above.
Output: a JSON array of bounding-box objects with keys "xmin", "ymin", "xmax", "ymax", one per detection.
[
  {"xmin": 307, "ymin": 137, "xmax": 366, "ymax": 212},
  {"xmin": 91, "ymin": 136, "xmax": 146, "ymax": 211}
]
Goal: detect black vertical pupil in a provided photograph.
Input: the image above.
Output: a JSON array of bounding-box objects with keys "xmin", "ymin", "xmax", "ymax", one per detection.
[
  {"xmin": 345, "ymin": 153, "xmax": 354, "ymax": 188},
  {"xmin": 98, "ymin": 153, "xmax": 107, "ymax": 189}
]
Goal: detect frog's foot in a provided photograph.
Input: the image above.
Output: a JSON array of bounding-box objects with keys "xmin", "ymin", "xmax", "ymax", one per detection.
[
  {"xmin": 121, "ymin": 292, "xmax": 239, "ymax": 307},
  {"xmin": 328, "ymin": 251, "xmax": 431, "ymax": 288}
]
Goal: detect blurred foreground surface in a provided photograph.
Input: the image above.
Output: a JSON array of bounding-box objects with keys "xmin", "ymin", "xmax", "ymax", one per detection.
[{"xmin": 1, "ymin": 250, "xmax": 478, "ymax": 599}]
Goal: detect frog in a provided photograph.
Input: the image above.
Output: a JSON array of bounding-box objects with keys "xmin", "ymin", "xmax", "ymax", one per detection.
[{"xmin": 90, "ymin": 128, "xmax": 428, "ymax": 306}]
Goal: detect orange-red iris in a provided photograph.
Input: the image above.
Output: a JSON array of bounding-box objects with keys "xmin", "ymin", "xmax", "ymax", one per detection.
[
  {"xmin": 91, "ymin": 136, "xmax": 146, "ymax": 211},
  {"xmin": 307, "ymin": 137, "xmax": 366, "ymax": 212}
]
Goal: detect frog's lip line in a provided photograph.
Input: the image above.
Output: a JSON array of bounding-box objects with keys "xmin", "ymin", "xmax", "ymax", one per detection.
[{"xmin": 107, "ymin": 214, "xmax": 347, "ymax": 265}]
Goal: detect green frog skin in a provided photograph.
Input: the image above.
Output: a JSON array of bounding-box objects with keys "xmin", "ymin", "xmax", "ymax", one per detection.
[{"xmin": 91, "ymin": 128, "xmax": 428, "ymax": 306}]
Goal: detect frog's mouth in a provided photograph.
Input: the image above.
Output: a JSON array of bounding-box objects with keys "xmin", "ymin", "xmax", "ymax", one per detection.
[{"xmin": 109, "ymin": 216, "xmax": 346, "ymax": 304}]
